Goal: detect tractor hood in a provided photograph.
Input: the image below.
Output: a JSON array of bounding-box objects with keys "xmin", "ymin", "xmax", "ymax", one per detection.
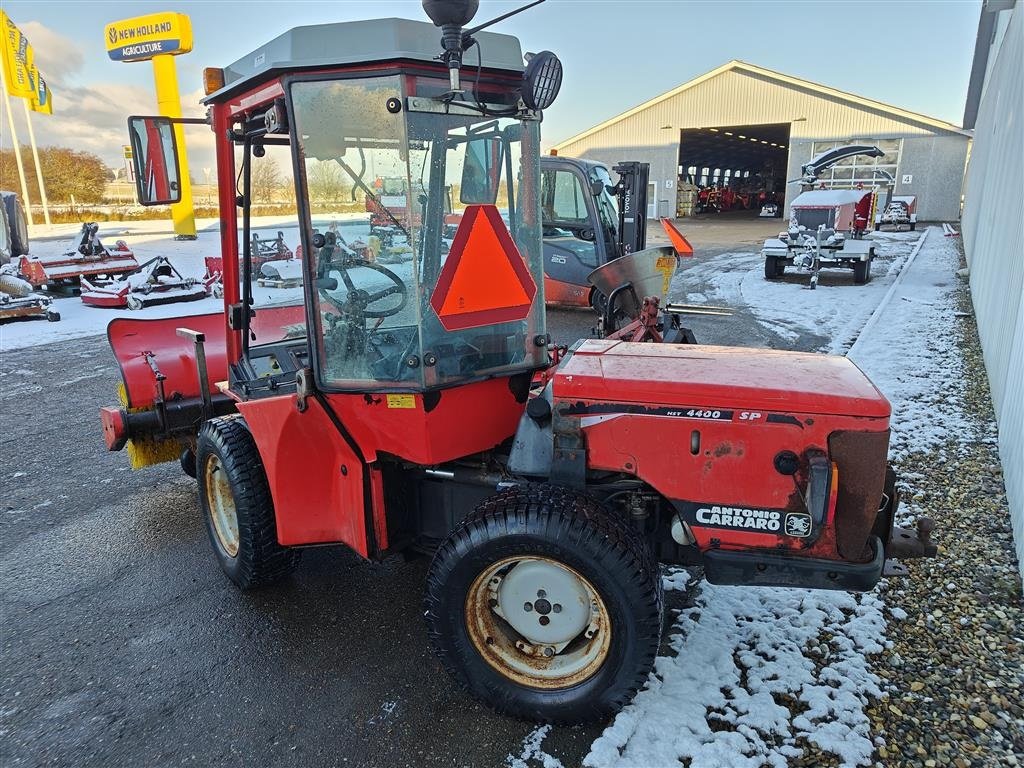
[{"xmin": 553, "ymin": 340, "xmax": 890, "ymax": 419}]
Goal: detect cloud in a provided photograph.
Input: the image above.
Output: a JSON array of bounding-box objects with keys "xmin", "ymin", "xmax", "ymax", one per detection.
[
  {"xmin": 2, "ymin": 22, "xmax": 216, "ymax": 172},
  {"xmin": 20, "ymin": 21, "xmax": 84, "ymax": 87}
]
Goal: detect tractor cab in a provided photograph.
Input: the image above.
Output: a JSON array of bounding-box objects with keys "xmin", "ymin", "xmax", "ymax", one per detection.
[{"xmin": 129, "ymin": 18, "xmax": 552, "ymax": 400}]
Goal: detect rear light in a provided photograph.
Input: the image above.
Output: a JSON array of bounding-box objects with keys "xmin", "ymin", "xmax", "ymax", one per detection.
[{"xmin": 203, "ymin": 67, "xmax": 225, "ymax": 95}]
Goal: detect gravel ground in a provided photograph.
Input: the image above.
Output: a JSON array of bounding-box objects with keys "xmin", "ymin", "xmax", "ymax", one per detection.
[{"xmin": 869, "ymin": 245, "xmax": 1023, "ymax": 767}]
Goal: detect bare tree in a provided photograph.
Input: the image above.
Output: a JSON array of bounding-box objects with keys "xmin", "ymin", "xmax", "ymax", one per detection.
[
  {"xmin": 250, "ymin": 156, "xmax": 282, "ymax": 204},
  {"xmin": 306, "ymin": 161, "xmax": 348, "ymax": 205}
]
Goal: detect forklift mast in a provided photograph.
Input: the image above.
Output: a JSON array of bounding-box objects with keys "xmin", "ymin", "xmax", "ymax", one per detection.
[{"xmin": 611, "ymin": 161, "xmax": 649, "ymax": 257}]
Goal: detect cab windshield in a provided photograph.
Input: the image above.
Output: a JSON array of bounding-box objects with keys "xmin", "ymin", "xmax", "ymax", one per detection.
[{"xmin": 289, "ymin": 74, "xmax": 544, "ymax": 391}]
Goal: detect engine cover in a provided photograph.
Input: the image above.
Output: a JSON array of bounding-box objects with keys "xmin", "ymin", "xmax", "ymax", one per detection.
[{"xmin": 553, "ymin": 340, "xmax": 892, "ymax": 562}]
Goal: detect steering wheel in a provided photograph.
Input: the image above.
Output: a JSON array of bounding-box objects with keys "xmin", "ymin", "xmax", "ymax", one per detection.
[{"xmin": 321, "ymin": 258, "xmax": 408, "ymax": 319}]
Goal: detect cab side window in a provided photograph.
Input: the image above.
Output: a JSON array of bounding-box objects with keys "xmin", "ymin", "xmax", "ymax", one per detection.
[{"xmin": 542, "ymin": 169, "xmax": 598, "ymax": 268}]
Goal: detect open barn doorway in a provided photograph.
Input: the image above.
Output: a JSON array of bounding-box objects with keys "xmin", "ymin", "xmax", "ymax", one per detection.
[{"xmin": 678, "ymin": 123, "xmax": 791, "ymax": 218}]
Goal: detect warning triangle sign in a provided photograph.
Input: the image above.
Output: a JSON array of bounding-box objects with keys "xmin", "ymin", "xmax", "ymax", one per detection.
[{"xmin": 430, "ymin": 205, "xmax": 537, "ymax": 331}]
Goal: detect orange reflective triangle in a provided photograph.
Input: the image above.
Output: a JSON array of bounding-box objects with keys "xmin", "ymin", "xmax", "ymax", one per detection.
[{"xmin": 431, "ymin": 205, "xmax": 537, "ymax": 331}]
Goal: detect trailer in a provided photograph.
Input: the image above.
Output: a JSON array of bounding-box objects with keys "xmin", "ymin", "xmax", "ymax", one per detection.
[
  {"xmin": 762, "ymin": 146, "xmax": 892, "ymax": 287},
  {"xmin": 876, "ymin": 195, "xmax": 918, "ymax": 231},
  {"xmin": 100, "ymin": 3, "xmax": 936, "ymax": 724}
]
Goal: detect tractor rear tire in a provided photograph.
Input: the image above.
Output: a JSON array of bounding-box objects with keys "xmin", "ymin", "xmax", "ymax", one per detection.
[
  {"xmin": 196, "ymin": 415, "xmax": 300, "ymax": 590},
  {"xmin": 425, "ymin": 484, "xmax": 663, "ymax": 724},
  {"xmin": 853, "ymin": 258, "xmax": 871, "ymax": 285},
  {"xmin": 2, "ymin": 192, "xmax": 29, "ymax": 257}
]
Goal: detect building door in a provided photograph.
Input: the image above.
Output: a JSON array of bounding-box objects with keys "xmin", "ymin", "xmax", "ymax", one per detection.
[{"xmin": 647, "ymin": 182, "xmax": 658, "ymax": 219}]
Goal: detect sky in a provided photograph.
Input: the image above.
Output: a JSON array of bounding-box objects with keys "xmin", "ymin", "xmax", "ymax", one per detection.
[{"xmin": 1, "ymin": 0, "xmax": 983, "ymax": 175}]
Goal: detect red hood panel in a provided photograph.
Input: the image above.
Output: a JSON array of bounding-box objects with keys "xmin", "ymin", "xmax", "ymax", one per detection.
[{"xmin": 554, "ymin": 340, "xmax": 890, "ymax": 419}]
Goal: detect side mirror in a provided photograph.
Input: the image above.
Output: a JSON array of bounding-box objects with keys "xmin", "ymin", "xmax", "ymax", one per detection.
[
  {"xmin": 461, "ymin": 136, "xmax": 502, "ymax": 204},
  {"xmin": 590, "ymin": 180, "xmax": 605, "ymax": 196},
  {"xmin": 127, "ymin": 116, "xmax": 182, "ymax": 206}
]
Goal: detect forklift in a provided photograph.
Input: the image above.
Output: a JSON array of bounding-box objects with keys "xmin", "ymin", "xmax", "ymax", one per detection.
[
  {"xmin": 102, "ymin": 0, "xmax": 936, "ymax": 724},
  {"xmin": 540, "ymin": 156, "xmax": 651, "ymax": 310}
]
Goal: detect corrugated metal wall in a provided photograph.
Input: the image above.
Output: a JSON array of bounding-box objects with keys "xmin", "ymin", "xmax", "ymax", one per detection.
[
  {"xmin": 554, "ymin": 68, "xmax": 969, "ymax": 221},
  {"xmin": 961, "ymin": 5, "xmax": 1024, "ymax": 577}
]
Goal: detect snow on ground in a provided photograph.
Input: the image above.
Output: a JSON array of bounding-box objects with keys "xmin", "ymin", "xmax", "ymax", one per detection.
[
  {"xmin": 585, "ymin": 576, "xmax": 886, "ymax": 768},
  {"xmin": 510, "ymin": 227, "xmax": 967, "ymax": 768},
  {"xmin": 673, "ymin": 230, "xmax": 921, "ymax": 352}
]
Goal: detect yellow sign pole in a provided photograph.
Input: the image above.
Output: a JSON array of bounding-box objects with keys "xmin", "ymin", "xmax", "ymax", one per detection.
[
  {"xmin": 151, "ymin": 53, "xmax": 195, "ymax": 238},
  {"xmin": 104, "ymin": 11, "xmax": 196, "ymax": 239}
]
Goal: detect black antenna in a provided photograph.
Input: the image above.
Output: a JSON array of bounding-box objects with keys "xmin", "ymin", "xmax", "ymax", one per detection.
[
  {"xmin": 463, "ymin": 0, "xmax": 546, "ymax": 39},
  {"xmin": 423, "ymin": 0, "xmax": 546, "ymax": 92}
]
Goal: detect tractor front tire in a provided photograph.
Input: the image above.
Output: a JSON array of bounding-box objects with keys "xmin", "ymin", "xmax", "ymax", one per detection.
[
  {"xmin": 765, "ymin": 255, "xmax": 784, "ymax": 279},
  {"xmin": 196, "ymin": 416, "xmax": 300, "ymax": 590},
  {"xmin": 853, "ymin": 258, "xmax": 872, "ymax": 285},
  {"xmin": 425, "ymin": 484, "xmax": 663, "ymax": 724}
]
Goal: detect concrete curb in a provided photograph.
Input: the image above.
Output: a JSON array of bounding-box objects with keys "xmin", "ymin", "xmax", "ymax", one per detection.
[{"xmin": 848, "ymin": 228, "xmax": 931, "ymax": 359}]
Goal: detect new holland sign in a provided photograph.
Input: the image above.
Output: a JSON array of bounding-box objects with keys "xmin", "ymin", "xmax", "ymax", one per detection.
[{"xmin": 104, "ymin": 12, "xmax": 192, "ymax": 62}]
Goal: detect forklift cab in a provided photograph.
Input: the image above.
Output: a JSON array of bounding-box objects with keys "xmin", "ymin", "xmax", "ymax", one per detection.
[{"xmin": 539, "ymin": 157, "xmax": 649, "ymax": 308}]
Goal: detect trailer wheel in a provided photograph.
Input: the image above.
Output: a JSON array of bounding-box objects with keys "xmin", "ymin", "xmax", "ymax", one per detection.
[
  {"xmin": 425, "ymin": 484, "xmax": 663, "ymax": 723},
  {"xmin": 764, "ymin": 255, "xmax": 784, "ymax": 279},
  {"xmin": 853, "ymin": 258, "xmax": 871, "ymax": 285},
  {"xmin": 909, "ymin": 222, "xmax": 916, "ymax": 231},
  {"xmin": 196, "ymin": 416, "xmax": 300, "ymax": 589}
]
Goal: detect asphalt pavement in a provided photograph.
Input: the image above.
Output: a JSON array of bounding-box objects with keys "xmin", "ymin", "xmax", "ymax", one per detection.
[{"xmin": 2, "ymin": 215, "xmax": 789, "ymax": 768}]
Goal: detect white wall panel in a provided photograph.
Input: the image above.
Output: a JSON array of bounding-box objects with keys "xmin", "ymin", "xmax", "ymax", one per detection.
[{"xmin": 961, "ymin": 5, "xmax": 1024, "ymax": 577}]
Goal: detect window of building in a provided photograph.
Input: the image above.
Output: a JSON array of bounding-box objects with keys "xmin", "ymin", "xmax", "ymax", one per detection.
[{"xmin": 810, "ymin": 138, "xmax": 901, "ymax": 187}]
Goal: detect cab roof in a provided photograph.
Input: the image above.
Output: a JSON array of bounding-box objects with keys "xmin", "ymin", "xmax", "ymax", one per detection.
[{"xmin": 203, "ymin": 17, "xmax": 525, "ymax": 103}]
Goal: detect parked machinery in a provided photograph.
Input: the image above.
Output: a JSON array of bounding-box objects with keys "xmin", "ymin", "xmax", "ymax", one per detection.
[
  {"xmin": 100, "ymin": 3, "xmax": 935, "ymax": 724},
  {"xmin": 762, "ymin": 145, "xmax": 888, "ymax": 287},
  {"xmin": 541, "ymin": 157, "xmax": 680, "ymax": 310},
  {"xmin": 876, "ymin": 194, "xmax": 918, "ymax": 231},
  {"xmin": 0, "ymin": 264, "xmax": 60, "ymax": 322},
  {"xmin": 80, "ymin": 255, "xmax": 216, "ymax": 310},
  {"xmin": 18, "ymin": 223, "xmax": 140, "ymax": 290}
]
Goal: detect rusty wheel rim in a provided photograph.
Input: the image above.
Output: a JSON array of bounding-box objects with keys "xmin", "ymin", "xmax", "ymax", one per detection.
[
  {"xmin": 465, "ymin": 556, "xmax": 611, "ymax": 689},
  {"xmin": 204, "ymin": 454, "xmax": 239, "ymax": 557}
]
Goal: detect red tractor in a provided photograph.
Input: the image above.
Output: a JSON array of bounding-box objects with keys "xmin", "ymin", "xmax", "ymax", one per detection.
[{"xmin": 100, "ymin": 1, "xmax": 935, "ymax": 724}]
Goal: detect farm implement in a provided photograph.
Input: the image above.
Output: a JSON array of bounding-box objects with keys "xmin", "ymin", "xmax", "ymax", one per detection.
[
  {"xmin": 98, "ymin": 0, "xmax": 937, "ymax": 724},
  {"xmin": 19, "ymin": 223, "xmax": 140, "ymax": 290},
  {"xmin": 80, "ymin": 255, "xmax": 216, "ymax": 310},
  {"xmin": 0, "ymin": 265, "xmax": 60, "ymax": 322}
]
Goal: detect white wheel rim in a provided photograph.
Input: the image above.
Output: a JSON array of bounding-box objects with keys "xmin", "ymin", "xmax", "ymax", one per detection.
[
  {"xmin": 465, "ymin": 556, "xmax": 611, "ymax": 689},
  {"xmin": 204, "ymin": 454, "xmax": 239, "ymax": 557}
]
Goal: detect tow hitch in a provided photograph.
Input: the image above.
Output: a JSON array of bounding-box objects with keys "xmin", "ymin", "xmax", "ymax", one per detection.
[{"xmin": 884, "ymin": 517, "xmax": 938, "ymax": 576}]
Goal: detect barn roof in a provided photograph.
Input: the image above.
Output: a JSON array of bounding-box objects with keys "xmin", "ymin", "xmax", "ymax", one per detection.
[{"xmin": 553, "ymin": 60, "xmax": 970, "ymax": 150}]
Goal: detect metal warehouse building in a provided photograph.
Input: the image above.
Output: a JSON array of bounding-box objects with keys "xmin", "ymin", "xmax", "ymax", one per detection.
[{"xmin": 552, "ymin": 61, "xmax": 971, "ymax": 221}]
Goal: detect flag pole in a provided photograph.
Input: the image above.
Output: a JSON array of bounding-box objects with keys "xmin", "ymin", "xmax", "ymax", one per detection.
[
  {"xmin": 20, "ymin": 98, "xmax": 50, "ymax": 226},
  {"xmin": 0, "ymin": 64, "xmax": 34, "ymax": 226}
]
